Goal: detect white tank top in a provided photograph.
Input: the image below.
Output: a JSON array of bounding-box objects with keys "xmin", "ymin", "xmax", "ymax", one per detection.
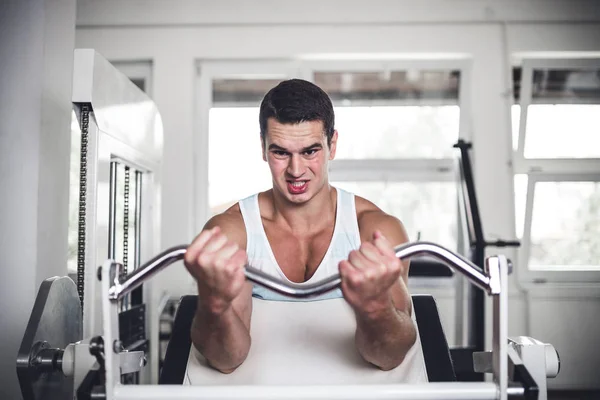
[{"xmin": 238, "ymin": 187, "xmax": 361, "ymax": 301}]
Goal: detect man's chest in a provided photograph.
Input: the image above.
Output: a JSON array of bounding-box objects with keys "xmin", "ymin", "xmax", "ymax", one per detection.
[{"xmin": 263, "ymin": 224, "xmax": 334, "ymax": 283}]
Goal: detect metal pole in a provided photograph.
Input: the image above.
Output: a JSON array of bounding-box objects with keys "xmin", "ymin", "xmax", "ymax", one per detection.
[
  {"xmin": 488, "ymin": 255, "xmax": 508, "ymax": 400},
  {"xmin": 108, "ymin": 162, "xmax": 118, "ymax": 259},
  {"xmin": 132, "ymin": 171, "xmax": 143, "ymax": 305}
]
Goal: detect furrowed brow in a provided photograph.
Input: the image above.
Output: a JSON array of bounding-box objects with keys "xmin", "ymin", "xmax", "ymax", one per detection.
[
  {"xmin": 267, "ymin": 143, "xmax": 322, "ymax": 152},
  {"xmin": 268, "ymin": 144, "xmax": 288, "ymax": 152},
  {"xmin": 301, "ymin": 143, "xmax": 322, "ymax": 152}
]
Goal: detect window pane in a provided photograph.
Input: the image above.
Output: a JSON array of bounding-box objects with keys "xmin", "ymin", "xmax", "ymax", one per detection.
[
  {"xmin": 209, "ymin": 107, "xmax": 271, "ymax": 215},
  {"xmin": 511, "ymin": 104, "xmax": 520, "ymax": 152},
  {"xmin": 213, "ymin": 79, "xmax": 283, "ymax": 105},
  {"xmin": 529, "ymin": 181, "xmax": 600, "ymax": 270},
  {"xmin": 334, "ymin": 106, "xmax": 460, "ymax": 159},
  {"xmin": 531, "ymin": 68, "xmax": 600, "ymax": 103},
  {"xmin": 332, "ymin": 181, "xmax": 458, "ymax": 250},
  {"xmin": 314, "ymin": 71, "xmax": 460, "ymax": 103},
  {"xmin": 514, "ymin": 174, "xmax": 527, "ymax": 238},
  {"xmin": 523, "ymin": 104, "xmax": 600, "ymax": 158}
]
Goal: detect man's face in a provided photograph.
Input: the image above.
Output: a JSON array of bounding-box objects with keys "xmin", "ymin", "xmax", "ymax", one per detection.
[{"xmin": 262, "ymin": 118, "xmax": 337, "ymax": 204}]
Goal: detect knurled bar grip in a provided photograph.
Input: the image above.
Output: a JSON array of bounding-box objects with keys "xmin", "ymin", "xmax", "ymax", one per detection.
[{"xmin": 108, "ymin": 242, "xmax": 493, "ymax": 301}]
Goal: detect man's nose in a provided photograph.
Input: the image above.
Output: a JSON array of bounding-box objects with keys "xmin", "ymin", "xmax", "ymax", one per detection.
[{"xmin": 287, "ymin": 154, "xmax": 305, "ymax": 178}]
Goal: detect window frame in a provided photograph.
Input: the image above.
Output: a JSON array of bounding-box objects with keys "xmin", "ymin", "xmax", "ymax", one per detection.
[{"xmin": 513, "ymin": 57, "xmax": 600, "ymax": 284}]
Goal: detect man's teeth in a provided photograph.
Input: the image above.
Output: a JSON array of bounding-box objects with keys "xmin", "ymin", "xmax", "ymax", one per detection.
[{"xmin": 291, "ymin": 182, "xmax": 305, "ymax": 187}]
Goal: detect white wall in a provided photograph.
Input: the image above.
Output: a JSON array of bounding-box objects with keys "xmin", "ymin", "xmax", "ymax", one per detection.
[
  {"xmin": 0, "ymin": 0, "xmax": 76, "ymax": 398},
  {"xmin": 74, "ymin": 0, "xmax": 600, "ymax": 389}
]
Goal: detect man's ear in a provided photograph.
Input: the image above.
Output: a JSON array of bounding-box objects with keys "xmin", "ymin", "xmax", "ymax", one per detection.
[
  {"xmin": 261, "ymin": 134, "xmax": 267, "ymax": 161},
  {"xmin": 329, "ymin": 130, "xmax": 338, "ymax": 160}
]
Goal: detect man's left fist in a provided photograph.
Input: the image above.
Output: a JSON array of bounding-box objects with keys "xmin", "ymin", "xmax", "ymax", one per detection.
[{"xmin": 338, "ymin": 230, "xmax": 405, "ymax": 316}]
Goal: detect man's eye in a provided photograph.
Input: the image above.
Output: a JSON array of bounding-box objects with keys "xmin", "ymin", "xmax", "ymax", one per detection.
[
  {"xmin": 273, "ymin": 151, "xmax": 288, "ymax": 157},
  {"xmin": 303, "ymin": 149, "xmax": 318, "ymax": 156}
]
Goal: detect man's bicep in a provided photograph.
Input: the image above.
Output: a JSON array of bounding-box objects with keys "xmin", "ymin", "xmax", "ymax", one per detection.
[
  {"xmin": 377, "ymin": 215, "xmax": 410, "ymax": 247},
  {"xmin": 360, "ymin": 212, "xmax": 411, "ymax": 275},
  {"xmin": 203, "ymin": 212, "xmax": 247, "ymax": 250}
]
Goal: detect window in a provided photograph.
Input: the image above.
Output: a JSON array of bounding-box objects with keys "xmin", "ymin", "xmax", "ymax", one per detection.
[
  {"xmin": 512, "ymin": 65, "xmax": 600, "ymax": 158},
  {"xmin": 512, "ymin": 58, "xmax": 600, "ymax": 281}
]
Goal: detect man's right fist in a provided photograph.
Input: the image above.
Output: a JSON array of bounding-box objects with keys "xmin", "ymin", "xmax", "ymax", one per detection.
[{"xmin": 184, "ymin": 226, "xmax": 248, "ymax": 315}]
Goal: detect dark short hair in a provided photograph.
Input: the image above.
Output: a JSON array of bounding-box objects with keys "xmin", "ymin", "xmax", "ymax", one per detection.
[{"xmin": 259, "ymin": 79, "xmax": 335, "ymax": 147}]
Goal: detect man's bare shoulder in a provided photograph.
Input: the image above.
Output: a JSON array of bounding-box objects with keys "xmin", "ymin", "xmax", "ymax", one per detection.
[
  {"xmin": 354, "ymin": 195, "xmax": 409, "ymax": 246},
  {"xmin": 203, "ymin": 203, "xmax": 247, "ymax": 249}
]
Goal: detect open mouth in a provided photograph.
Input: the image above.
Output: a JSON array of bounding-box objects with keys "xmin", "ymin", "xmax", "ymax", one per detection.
[{"xmin": 287, "ymin": 180, "xmax": 308, "ymax": 194}]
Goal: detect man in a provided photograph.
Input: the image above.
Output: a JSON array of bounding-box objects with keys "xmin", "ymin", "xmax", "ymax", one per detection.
[{"xmin": 184, "ymin": 79, "xmax": 418, "ymax": 375}]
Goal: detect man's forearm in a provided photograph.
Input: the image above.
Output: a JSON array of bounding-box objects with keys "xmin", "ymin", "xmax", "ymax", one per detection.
[
  {"xmin": 191, "ymin": 302, "xmax": 251, "ymax": 373},
  {"xmin": 354, "ymin": 304, "xmax": 417, "ymax": 371}
]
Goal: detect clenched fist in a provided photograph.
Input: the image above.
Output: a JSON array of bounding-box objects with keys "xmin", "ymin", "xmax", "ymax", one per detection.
[
  {"xmin": 184, "ymin": 226, "xmax": 247, "ymax": 315},
  {"xmin": 339, "ymin": 230, "xmax": 406, "ymax": 316}
]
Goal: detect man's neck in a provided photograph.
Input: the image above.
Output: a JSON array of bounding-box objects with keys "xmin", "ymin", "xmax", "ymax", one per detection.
[{"xmin": 268, "ymin": 185, "xmax": 336, "ymax": 235}]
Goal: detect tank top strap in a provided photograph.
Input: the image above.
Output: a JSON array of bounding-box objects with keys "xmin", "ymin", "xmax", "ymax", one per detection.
[
  {"xmin": 334, "ymin": 187, "xmax": 362, "ymax": 249},
  {"xmin": 238, "ymin": 193, "xmax": 262, "ymax": 259}
]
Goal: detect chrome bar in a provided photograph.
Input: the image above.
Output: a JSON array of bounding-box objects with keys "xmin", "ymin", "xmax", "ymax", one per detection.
[
  {"xmin": 245, "ymin": 267, "xmax": 341, "ymax": 298},
  {"xmin": 108, "ymin": 244, "xmax": 187, "ymax": 300},
  {"xmin": 395, "ymin": 242, "xmax": 491, "ymax": 293},
  {"xmin": 110, "ymin": 241, "xmax": 490, "ymax": 301}
]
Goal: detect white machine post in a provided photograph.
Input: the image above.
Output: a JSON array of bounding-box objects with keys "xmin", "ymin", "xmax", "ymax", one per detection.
[
  {"xmin": 102, "ymin": 260, "xmax": 123, "ymax": 400},
  {"xmin": 487, "ymin": 255, "xmax": 509, "ymax": 400}
]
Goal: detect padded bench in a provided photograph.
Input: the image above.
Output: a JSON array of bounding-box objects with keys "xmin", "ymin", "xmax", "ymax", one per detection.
[{"xmin": 159, "ymin": 295, "xmax": 456, "ymax": 384}]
